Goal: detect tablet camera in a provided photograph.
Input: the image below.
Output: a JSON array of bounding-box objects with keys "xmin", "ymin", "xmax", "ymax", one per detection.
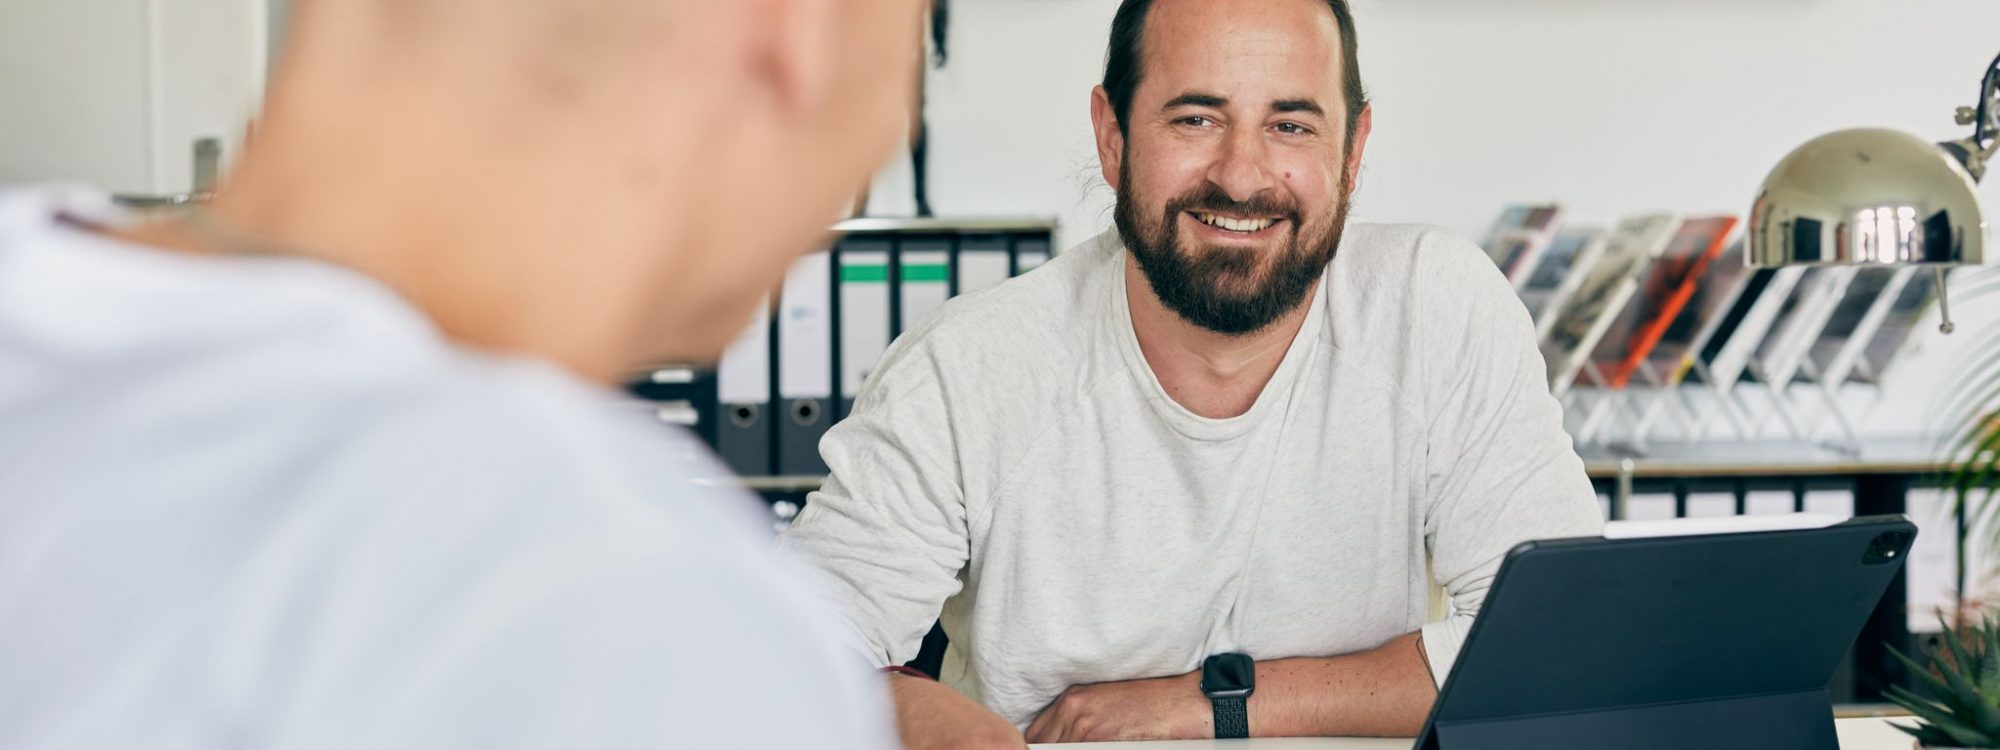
[{"xmin": 1863, "ymin": 531, "xmax": 1915, "ymax": 566}]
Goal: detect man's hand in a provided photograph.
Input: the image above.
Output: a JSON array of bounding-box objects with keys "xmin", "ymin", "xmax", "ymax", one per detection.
[
  {"xmin": 890, "ymin": 673, "xmax": 1026, "ymax": 750},
  {"xmin": 1024, "ymin": 671, "xmax": 1210, "ymax": 744}
]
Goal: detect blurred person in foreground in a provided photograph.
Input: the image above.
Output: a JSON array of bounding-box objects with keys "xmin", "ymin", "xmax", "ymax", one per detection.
[{"xmin": 0, "ymin": 0, "xmax": 920, "ymax": 747}]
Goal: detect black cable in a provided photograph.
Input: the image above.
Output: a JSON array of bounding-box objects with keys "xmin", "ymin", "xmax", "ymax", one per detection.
[
  {"xmin": 1977, "ymin": 49, "xmax": 2000, "ymax": 146},
  {"xmin": 930, "ymin": 0, "xmax": 950, "ymax": 68}
]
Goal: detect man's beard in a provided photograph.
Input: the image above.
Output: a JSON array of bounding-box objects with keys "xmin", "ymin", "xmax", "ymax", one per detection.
[{"xmin": 1114, "ymin": 162, "xmax": 1350, "ymax": 337}]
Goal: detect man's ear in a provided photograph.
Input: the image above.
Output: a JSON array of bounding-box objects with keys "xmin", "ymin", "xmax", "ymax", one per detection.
[
  {"xmin": 748, "ymin": 0, "xmax": 837, "ymax": 116},
  {"xmin": 1344, "ymin": 104, "xmax": 1374, "ymax": 190},
  {"xmin": 1090, "ymin": 86, "xmax": 1125, "ymax": 190}
]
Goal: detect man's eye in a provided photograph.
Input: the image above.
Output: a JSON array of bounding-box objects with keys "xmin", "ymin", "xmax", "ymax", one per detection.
[
  {"xmin": 1274, "ymin": 122, "xmax": 1314, "ymax": 136},
  {"xmin": 1176, "ymin": 116, "xmax": 1215, "ymax": 128}
]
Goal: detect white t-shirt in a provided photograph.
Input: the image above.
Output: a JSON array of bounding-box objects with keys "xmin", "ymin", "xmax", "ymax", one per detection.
[
  {"xmin": 0, "ymin": 186, "xmax": 892, "ymax": 750},
  {"xmin": 780, "ymin": 225, "xmax": 1603, "ymax": 727}
]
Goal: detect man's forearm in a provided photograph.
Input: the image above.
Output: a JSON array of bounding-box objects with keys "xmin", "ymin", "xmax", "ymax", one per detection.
[
  {"xmin": 890, "ymin": 673, "xmax": 1027, "ymax": 750},
  {"xmin": 1247, "ymin": 631, "xmax": 1438, "ymax": 738}
]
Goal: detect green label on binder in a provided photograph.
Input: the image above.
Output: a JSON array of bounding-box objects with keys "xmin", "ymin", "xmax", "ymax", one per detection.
[
  {"xmin": 840, "ymin": 264, "xmax": 889, "ymax": 283},
  {"xmin": 903, "ymin": 264, "xmax": 949, "ymax": 283}
]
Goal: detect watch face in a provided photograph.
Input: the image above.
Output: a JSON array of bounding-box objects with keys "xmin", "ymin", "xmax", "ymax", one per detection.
[{"xmin": 1203, "ymin": 653, "xmax": 1255, "ymax": 697}]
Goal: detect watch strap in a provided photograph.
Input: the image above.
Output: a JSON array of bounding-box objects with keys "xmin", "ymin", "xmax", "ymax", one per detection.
[{"xmin": 1212, "ymin": 695, "xmax": 1249, "ymax": 739}]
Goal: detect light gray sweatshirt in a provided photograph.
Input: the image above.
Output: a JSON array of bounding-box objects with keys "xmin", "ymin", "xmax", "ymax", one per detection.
[{"xmin": 780, "ymin": 225, "xmax": 1602, "ymax": 727}]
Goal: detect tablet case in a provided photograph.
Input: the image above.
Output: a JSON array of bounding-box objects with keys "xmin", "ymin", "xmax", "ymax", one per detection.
[{"xmin": 1416, "ymin": 516, "xmax": 1915, "ymax": 750}]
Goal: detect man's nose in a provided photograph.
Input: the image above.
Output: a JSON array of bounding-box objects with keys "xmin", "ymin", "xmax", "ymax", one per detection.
[{"xmin": 1207, "ymin": 127, "xmax": 1278, "ymax": 206}]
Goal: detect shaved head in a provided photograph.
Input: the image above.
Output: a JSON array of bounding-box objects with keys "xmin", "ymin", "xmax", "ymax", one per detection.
[{"xmin": 200, "ymin": 0, "xmax": 925, "ymax": 378}]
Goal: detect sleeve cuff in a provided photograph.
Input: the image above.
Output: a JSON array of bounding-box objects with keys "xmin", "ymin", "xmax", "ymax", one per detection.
[{"xmin": 1419, "ymin": 617, "xmax": 1472, "ymax": 689}]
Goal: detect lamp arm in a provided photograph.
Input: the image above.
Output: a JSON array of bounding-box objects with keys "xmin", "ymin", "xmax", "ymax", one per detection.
[
  {"xmin": 1976, "ymin": 49, "xmax": 2000, "ymax": 147},
  {"xmin": 1946, "ymin": 49, "xmax": 2000, "ymax": 183}
]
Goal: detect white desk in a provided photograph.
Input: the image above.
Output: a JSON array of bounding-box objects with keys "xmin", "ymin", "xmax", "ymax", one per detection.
[{"xmin": 1031, "ymin": 717, "xmax": 1917, "ymax": 749}]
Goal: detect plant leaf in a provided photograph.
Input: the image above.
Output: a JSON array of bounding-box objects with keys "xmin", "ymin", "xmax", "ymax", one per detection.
[
  {"xmin": 1939, "ymin": 625, "xmax": 1983, "ymax": 697},
  {"xmin": 1887, "ymin": 687, "xmax": 1994, "ymax": 748},
  {"xmin": 1892, "ymin": 644, "xmax": 1957, "ymax": 700}
]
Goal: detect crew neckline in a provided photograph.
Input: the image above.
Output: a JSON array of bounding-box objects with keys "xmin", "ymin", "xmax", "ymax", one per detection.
[{"xmin": 1101, "ymin": 231, "xmax": 1328, "ymax": 443}]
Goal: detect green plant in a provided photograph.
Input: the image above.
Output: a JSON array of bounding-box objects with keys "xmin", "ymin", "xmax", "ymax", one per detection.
[
  {"xmin": 1887, "ymin": 615, "xmax": 2000, "ymax": 748},
  {"xmin": 1891, "ymin": 268, "xmax": 2000, "ymax": 748}
]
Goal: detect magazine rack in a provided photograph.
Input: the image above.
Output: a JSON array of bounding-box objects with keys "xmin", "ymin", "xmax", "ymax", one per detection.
[
  {"xmin": 1567, "ymin": 362, "xmax": 1626, "ymax": 447},
  {"xmin": 1571, "ymin": 352, "xmax": 1896, "ymax": 457},
  {"xmin": 1621, "ymin": 361, "xmax": 1705, "ymax": 451}
]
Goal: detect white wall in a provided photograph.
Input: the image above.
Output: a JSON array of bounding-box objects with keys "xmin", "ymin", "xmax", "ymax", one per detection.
[
  {"xmin": 894, "ymin": 0, "xmax": 2000, "ymax": 248},
  {"xmin": 0, "ymin": 0, "xmax": 266, "ymax": 194},
  {"xmin": 0, "ymin": 1, "xmax": 153, "ymax": 192},
  {"xmin": 869, "ymin": 0, "xmax": 2000, "ymax": 442}
]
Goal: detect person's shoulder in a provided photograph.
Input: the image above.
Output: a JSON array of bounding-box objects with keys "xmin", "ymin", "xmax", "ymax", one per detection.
[
  {"xmin": 1319, "ymin": 223, "xmax": 1528, "ymax": 373},
  {"xmin": 1334, "ymin": 222, "xmax": 1497, "ymax": 285},
  {"xmin": 273, "ymin": 361, "xmax": 892, "ymax": 747},
  {"xmin": 0, "ymin": 183, "xmax": 107, "ymax": 227},
  {"xmin": 1332, "ymin": 222, "xmax": 1517, "ymax": 316},
  {"xmin": 0, "ymin": 184, "xmax": 123, "ymax": 270},
  {"xmin": 330, "ymin": 355, "xmax": 760, "ymax": 526}
]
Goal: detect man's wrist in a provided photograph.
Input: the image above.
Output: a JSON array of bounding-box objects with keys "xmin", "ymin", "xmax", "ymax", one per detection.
[{"xmin": 1201, "ymin": 653, "xmax": 1256, "ymax": 739}]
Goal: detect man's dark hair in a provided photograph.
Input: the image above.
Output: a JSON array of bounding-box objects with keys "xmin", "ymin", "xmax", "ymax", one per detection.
[{"xmin": 1101, "ymin": 0, "xmax": 1368, "ymax": 141}]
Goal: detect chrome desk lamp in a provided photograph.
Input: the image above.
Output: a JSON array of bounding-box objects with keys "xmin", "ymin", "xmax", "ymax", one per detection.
[{"xmin": 1749, "ymin": 52, "xmax": 2000, "ymax": 334}]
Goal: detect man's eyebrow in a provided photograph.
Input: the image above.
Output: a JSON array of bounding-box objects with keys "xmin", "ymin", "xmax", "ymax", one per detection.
[
  {"xmin": 1163, "ymin": 93, "xmax": 1227, "ymax": 109},
  {"xmin": 1273, "ymin": 98, "xmax": 1325, "ymax": 116}
]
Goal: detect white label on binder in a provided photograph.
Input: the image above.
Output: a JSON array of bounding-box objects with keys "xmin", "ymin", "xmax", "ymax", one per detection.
[
  {"xmin": 778, "ymin": 252, "xmax": 833, "ymax": 400},
  {"xmin": 1744, "ymin": 491, "xmax": 1798, "ymax": 516},
  {"xmin": 840, "ymin": 249, "xmax": 892, "ymax": 399},
  {"xmin": 1905, "ymin": 489, "xmax": 1960, "ymax": 633},
  {"xmin": 959, "ymin": 250, "xmax": 1013, "ymax": 295},
  {"xmin": 1802, "ymin": 490, "xmax": 1854, "ymax": 518},
  {"xmin": 899, "ymin": 248, "xmax": 951, "ymax": 334},
  {"xmin": 1624, "ymin": 494, "xmax": 1678, "ymax": 522},
  {"xmin": 1686, "ymin": 493, "xmax": 1737, "ymax": 519},
  {"xmin": 717, "ymin": 301, "xmax": 771, "ymax": 405}
]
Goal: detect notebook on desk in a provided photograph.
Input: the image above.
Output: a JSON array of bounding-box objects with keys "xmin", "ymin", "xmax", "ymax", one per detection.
[{"xmin": 1415, "ymin": 515, "xmax": 1914, "ymax": 750}]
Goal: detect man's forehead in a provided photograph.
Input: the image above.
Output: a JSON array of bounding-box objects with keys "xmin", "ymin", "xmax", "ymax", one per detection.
[{"xmin": 1138, "ymin": 0, "xmax": 1344, "ymax": 103}]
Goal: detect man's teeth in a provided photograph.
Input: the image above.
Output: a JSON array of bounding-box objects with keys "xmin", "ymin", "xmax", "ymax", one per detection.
[{"xmin": 1195, "ymin": 213, "xmax": 1277, "ymax": 233}]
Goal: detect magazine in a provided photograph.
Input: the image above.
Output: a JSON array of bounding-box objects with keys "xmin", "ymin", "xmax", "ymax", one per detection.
[
  {"xmin": 1540, "ymin": 213, "xmax": 1680, "ymax": 395},
  {"xmin": 1852, "ymin": 270, "xmax": 1940, "ymax": 385},
  {"xmin": 1687, "ymin": 266, "xmax": 1806, "ymax": 390},
  {"xmin": 1481, "ymin": 204, "xmax": 1563, "ymax": 287},
  {"xmin": 1651, "ymin": 237, "xmax": 1751, "ymax": 386},
  {"xmin": 1584, "ymin": 216, "xmax": 1738, "ymax": 389},
  {"xmin": 1802, "ymin": 268, "xmax": 1914, "ymax": 386},
  {"xmin": 1752, "ymin": 267, "xmax": 1860, "ymax": 387},
  {"xmin": 1519, "ymin": 227, "xmax": 1608, "ymax": 338}
]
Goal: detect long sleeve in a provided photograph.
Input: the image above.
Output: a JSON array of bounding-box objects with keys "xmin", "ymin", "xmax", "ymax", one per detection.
[
  {"xmin": 1415, "ymin": 235, "xmax": 1604, "ymax": 685},
  {"xmin": 778, "ymin": 333, "xmax": 972, "ymax": 668}
]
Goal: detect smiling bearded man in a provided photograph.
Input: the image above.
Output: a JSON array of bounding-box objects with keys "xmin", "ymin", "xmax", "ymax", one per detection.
[{"xmin": 780, "ymin": 0, "xmax": 1604, "ymax": 748}]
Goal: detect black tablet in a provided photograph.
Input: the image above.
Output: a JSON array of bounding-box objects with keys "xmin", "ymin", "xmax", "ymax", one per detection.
[{"xmin": 1416, "ymin": 515, "xmax": 1916, "ymax": 750}]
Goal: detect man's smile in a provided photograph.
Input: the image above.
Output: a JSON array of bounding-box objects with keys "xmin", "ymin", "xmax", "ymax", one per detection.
[{"xmin": 1187, "ymin": 211, "xmax": 1288, "ymax": 238}]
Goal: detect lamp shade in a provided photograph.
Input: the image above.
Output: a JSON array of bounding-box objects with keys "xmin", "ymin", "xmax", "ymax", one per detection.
[{"xmin": 1748, "ymin": 128, "xmax": 1986, "ymax": 268}]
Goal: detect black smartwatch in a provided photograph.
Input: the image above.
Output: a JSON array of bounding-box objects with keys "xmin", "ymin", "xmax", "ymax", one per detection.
[{"xmin": 1200, "ymin": 653, "xmax": 1255, "ymax": 739}]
